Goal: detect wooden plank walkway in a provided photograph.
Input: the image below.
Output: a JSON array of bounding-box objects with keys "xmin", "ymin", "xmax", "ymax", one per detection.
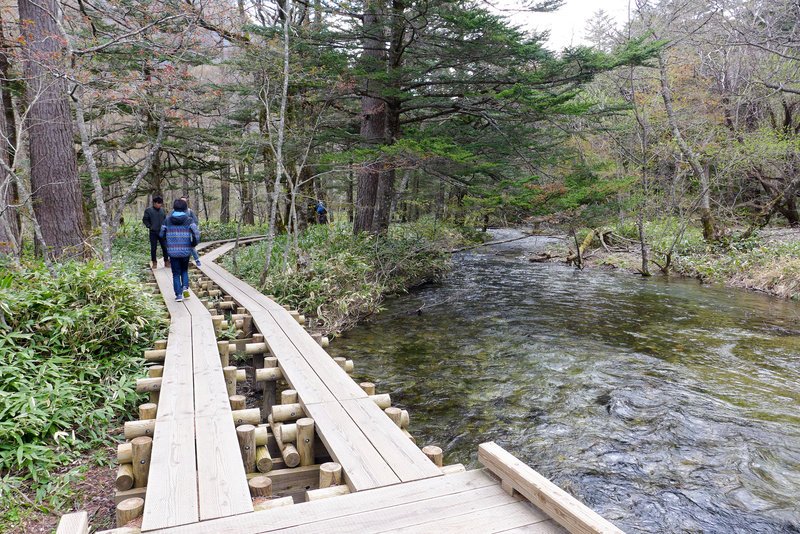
[
  {"xmin": 198, "ymin": 243, "xmax": 443, "ymax": 491},
  {"xmin": 56, "ymin": 238, "xmax": 624, "ymax": 534},
  {"xmin": 144, "ymin": 468, "xmax": 570, "ymax": 534},
  {"xmin": 142, "ymin": 261, "xmax": 252, "ymax": 531}
]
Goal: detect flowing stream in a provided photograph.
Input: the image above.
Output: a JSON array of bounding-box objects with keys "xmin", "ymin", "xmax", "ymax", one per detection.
[{"xmin": 328, "ymin": 229, "xmax": 800, "ymax": 534}]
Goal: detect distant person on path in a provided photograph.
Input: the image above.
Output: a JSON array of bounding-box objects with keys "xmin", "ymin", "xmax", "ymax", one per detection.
[
  {"xmin": 142, "ymin": 196, "xmax": 169, "ymax": 269},
  {"xmin": 180, "ymin": 196, "xmax": 201, "ymax": 266},
  {"xmin": 316, "ymin": 200, "xmax": 328, "ymax": 224},
  {"xmin": 160, "ymin": 199, "xmax": 200, "ymax": 302}
]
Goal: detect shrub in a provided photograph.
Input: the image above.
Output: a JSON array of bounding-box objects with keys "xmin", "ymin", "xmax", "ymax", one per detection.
[
  {"xmin": 0, "ymin": 259, "xmax": 166, "ymax": 512},
  {"xmin": 226, "ymin": 218, "xmax": 474, "ymax": 333}
]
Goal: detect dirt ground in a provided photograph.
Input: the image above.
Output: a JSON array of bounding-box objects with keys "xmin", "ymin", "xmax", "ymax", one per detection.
[{"xmin": 7, "ymin": 458, "xmax": 118, "ymax": 534}]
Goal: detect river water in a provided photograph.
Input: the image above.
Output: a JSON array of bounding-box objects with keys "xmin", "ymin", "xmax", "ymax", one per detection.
[{"xmin": 328, "ymin": 229, "xmax": 800, "ymax": 533}]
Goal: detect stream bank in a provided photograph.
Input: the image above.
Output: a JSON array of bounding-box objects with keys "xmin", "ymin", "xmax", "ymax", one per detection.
[{"xmin": 537, "ymin": 226, "xmax": 800, "ymax": 301}]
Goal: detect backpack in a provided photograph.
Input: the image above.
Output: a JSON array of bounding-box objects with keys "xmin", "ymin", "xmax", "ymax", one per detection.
[{"xmin": 183, "ymin": 218, "xmax": 198, "ymax": 247}]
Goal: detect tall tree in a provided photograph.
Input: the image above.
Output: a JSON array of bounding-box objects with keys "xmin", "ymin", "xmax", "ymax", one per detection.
[
  {"xmin": 18, "ymin": 0, "xmax": 87, "ymax": 258},
  {"xmin": 354, "ymin": 0, "xmax": 388, "ymax": 234},
  {"xmin": 0, "ymin": 13, "xmax": 19, "ymax": 255}
]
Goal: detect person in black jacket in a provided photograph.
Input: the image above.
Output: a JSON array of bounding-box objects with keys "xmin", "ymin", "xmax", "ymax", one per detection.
[{"xmin": 142, "ymin": 196, "xmax": 170, "ymax": 269}]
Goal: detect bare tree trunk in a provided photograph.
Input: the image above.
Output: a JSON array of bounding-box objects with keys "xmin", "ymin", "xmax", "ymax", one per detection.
[
  {"xmin": 298, "ymin": 164, "xmax": 313, "ymax": 231},
  {"xmin": 435, "ymin": 179, "xmax": 445, "ymax": 220},
  {"xmin": 73, "ymin": 90, "xmax": 112, "ymax": 266},
  {"xmin": 0, "ymin": 14, "xmax": 19, "ymax": 255},
  {"xmin": 239, "ymin": 162, "xmax": 255, "ymax": 225},
  {"xmin": 220, "ymin": 162, "xmax": 231, "ymax": 223},
  {"xmin": 354, "ymin": 0, "xmax": 386, "ymax": 234},
  {"xmin": 346, "ymin": 169, "xmax": 354, "ymax": 223},
  {"xmin": 391, "ymin": 169, "xmax": 410, "ymax": 220},
  {"xmin": 19, "ymin": 0, "xmax": 87, "ymax": 258},
  {"xmin": 260, "ymin": 0, "xmax": 291, "ymax": 287},
  {"xmin": 374, "ymin": 169, "xmax": 394, "ymax": 233},
  {"xmin": 410, "ymin": 172, "xmax": 419, "ymax": 221},
  {"xmin": 657, "ymin": 52, "xmax": 717, "ymax": 241}
]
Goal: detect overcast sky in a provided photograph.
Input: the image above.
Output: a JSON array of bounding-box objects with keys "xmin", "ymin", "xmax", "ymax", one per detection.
[{"xmin": 505, "ymin": 0, "xmax": 632, "ymax": 51}]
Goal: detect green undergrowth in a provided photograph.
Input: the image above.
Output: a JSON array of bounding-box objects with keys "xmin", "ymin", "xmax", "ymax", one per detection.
[
  {"xmin": 0, "ymin": 259, "xmax": 166, "ymax": 526},
  {"xmin": 225, "ymin": 219, "xmax": 482, "ymax": 334},
  {"xmin": 673, "ymin": 236, "xmax": 800, "ymax": 300}
]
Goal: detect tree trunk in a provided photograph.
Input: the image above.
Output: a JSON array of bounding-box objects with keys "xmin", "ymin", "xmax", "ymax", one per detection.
[
  {"xmin": 373, "ymin": 169, "xmax": 394, "ymax": 233},
  {"xmin": 354, "ymin": 0, "xmax": 386, "ymax": 234},
  {"xmin": 638, "ymin": 215, "xmax": 650, "ymax": 276},
  {"xmin": 410, "ymin": 172, "xmax": 419, "ymax": 221},
  {"xmin": 298, "ymin": 164, "xmax": 313, "ymax": 231},
  {"xmin": 0, "ymin": 14, "xmax": 19, "ymax": 254},
  {"xmin": 220, "ymin": 162, "xmax": 231, "ymax": 223},
  {"xmin": 435, "ymin": 179, "xmax": 445, "ymax": 220},
  {"xmin": 392, "ymin": 169, "xmax": 411, "ymax": 221},
  {"xmin": 240, "ymin": 163, "xmax": 255, "ymax": 225},
  {"xmin": 346, "ymin": 169, "xmax": 354, "ymax": 223},
  {"xmin": 657, "ymin": 52, "xmax": 716, "ymax": 241},
  {"xmin": 19, "ymin": 0, "xmax": 87, "ymax": 258},
  {"xmin": 372, "ymin": 0, "xmax": 405, "ymax": 234}
]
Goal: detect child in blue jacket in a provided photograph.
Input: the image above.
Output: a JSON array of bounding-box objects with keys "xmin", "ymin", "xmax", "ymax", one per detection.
[{"xmin": 160, "ymin": 199, "xmax": 200, "ymax": 301}]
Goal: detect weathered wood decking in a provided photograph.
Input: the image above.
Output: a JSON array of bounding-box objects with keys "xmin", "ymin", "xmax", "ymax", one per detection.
[
  {"xmin": 199, "ymin": 241, "xmax": 443, "ymax": 492},
  {"xmin": 143, "ymin": 259, "xmax": 252, "ymax": 530},
  {"xmin": 57, "ymin": 237, "xmax": 624, "ymax": 534}
]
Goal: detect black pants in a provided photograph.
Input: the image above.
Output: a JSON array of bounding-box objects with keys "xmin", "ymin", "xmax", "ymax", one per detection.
[{"xmin": 149, "ymin": 231, "xmax": 169, "ymax": 263}]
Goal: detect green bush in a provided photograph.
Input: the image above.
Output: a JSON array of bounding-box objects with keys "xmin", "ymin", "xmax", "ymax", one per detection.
[
  {"xmin": 0, "ymin": 259, "xmax": 166, "ymax": 513},
  {"xmin": 226, "ymin": 218, "xmax": 474, "ymax": 333}
]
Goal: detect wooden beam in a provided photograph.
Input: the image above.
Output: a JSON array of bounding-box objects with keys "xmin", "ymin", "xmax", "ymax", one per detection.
[
  {"xmin": 55, "ymin": 511, "xmax": 88, "ymax": 534},
  {"xmin": 478, "ymin": 441, "xmax": 625, "ymax": 534}
]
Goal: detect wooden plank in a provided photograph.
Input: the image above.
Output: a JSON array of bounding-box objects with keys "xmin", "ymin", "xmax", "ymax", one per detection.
[
  {"xmin": 151, "ymin": 322, "xmax": 195, "ymax": 419},
  {"xmin": 340, "ymin": 398, "xmax": 442, "ymax": 482},
  {"xmin": 478, "ymin": 442, "xmax": 625, "ymax": 534},
  {"xmin": 56, "ymin": 511, "xmax": 88, "ymax": 534},
  {"xmin": 186, "ymin": 296, "xmax": 253, "ymax": 520},
  {"xmin": 261, "ymin": 307, "xmax": 366, "ymax": 401},
  {"xmin": 147, "ymin": 469, "xmax": 497, "ymax": 534},
  {"xmin": 302, "ymin": 401, "xmax": 400, "ymax": 491},
  {"xmin": 199, "ymin": 263, "xmax": 336, "ymax": 404},
  {"xmin": 495, "ymin": 521, "xmax": 570, "ymax": 534},
  {"xmin": 141, "ymin": 417, "xmax": 199, "ymax": 530},
  {"xmin": 375, "ymin": 501, "xmax": 551, "ymax": 534},
  {"xmin": 247, "ymin": 311, "xmax": 336, "ymax": 405},
  {"xmin": 273, "ymin": 485, "xmax": 518, "ymax": 534},
  {"xmin": 201, "ymin": 262, "xmax": 363, "ymax": 401},
  {"xmin": 194, "ymin": 415, "xmax": 253, "ymax": 520},
  {"xmin": 142, "ymin": 268, "xmax": 199, "ymax": 531},
  {"xmin": 197, "ymin": 236, "xmax": 266, "ymax": 259}
]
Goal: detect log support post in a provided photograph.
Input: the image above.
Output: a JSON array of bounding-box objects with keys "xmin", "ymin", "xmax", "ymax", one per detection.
[
  {"xmin": 116, "ymin": 497, "xmax": 144, "ymax": 527},
  {"xmin": 237, "ymin": 424, "xmax": 256, "ymax": 473},
  {"xmin": 131, "ymin": 436, "xmax": 153, "ymax": 488}
]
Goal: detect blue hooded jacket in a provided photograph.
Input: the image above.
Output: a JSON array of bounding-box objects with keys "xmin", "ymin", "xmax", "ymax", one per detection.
[{"xmin": 159, "ymin": 211, "xmax": 200, "ymax": 258}]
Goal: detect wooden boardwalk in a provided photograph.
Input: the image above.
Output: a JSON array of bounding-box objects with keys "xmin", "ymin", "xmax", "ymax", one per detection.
[
  {"xmin": 142, "ymin": 260, "xmax": 252, "ymax": 530},
  {"xmin": 199, "ymin": 242, "xmax": 443, "ymax": 491},
  {"xmin": 58, "ymin": 237, "xmax": 625, "ymax": 534}
]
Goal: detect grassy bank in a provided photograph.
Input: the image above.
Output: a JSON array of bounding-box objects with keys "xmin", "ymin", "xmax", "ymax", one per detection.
[
  {"xmin": 545, "ymin": 220, "xmax": 800, "ymax": 301},
  {"xmin": 224, "ymin": 219, "xmax": 482, "ymax": 335},
  {"xmin": 0, "ymin": 259, "xmax": 166, "ymax": 531}
]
